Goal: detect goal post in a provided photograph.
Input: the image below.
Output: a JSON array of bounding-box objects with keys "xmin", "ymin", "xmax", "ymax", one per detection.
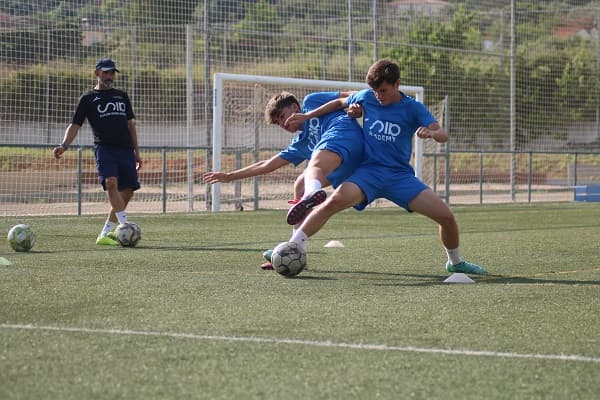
[{"xmin": 211, "ymin": 72, "xmax": 425, "ymax": 212}]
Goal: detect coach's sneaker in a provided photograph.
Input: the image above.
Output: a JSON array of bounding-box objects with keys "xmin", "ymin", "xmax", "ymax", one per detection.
[
  {"xmin": 96, "ymin": 234, "xmax": 119, "ymax": 246},
  {"xmin": 286, "ymin": 189, "xmax": 327, "ymax": 225},
  {"xmin": 446, "ymin": 260, "xmax": 487, "ymax": 275}
]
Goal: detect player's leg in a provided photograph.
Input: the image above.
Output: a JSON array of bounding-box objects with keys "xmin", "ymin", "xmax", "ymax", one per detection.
[
  {"xmin": 94, "ymin": 145, "xmax": 122, "ymax": 245},
  {"xmin": 286, "ymin": 150, "xmax": 340, "ymax": 225},
  {"xmin": 96, "ymin": 176, "xmax": 124, "ymax": 245},
  {"xmin": 303, "ymin": 149, "xmax": 341, "ymax": 193},
  {"xmin": 408, "ymin": 189, "xmax": 487, "ymax": 274},
  {"xmin": 113, "ymin": 146, "xmax": 140, "ymax": 225},
  {"xmin": 290, "ymin": 181, "xmax": 364, "ymax": 251},
  {"xmin": 263, "ymin": 172, "xmax": 314, "ymax": 270}
]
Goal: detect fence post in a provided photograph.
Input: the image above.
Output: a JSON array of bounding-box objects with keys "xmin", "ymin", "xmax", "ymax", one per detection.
[
  {"xmin": 162, "ymin": 148, "xmax": 167, "ymax": 214},
  {"xmin": 479, "ymin": 151, "xmax": 484, "ymax": 205},
  {"xmin": 573, "ymin": 152, "xmax": 578, "ymax": 187},
  {"xmin": 528, "ymin": 151, "xmax": 532, "ymax": 203},
  {"xmin": 77, "ymin": 147, "xmax": 82, "ymax": 216}
]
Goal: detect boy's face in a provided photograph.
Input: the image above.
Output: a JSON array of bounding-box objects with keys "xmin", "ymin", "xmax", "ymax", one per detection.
[
  {"xmin": 276, "ymin": 103, "xmax": 301, "ymax": 132},
  {"xmin": 371, "ymin": 80, "xmax": 401, "ymax": 106}
]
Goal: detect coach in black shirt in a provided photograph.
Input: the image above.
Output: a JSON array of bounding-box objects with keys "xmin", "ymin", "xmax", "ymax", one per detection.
[{"xmin": 53, "ymin": 58, "xmax": 142, "ymax": 246}]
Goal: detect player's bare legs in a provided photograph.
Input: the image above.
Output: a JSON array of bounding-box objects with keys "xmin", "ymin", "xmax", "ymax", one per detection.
[
  {"xmin": 286, "ymin": 150, "xmax": 340, "ymax": 225},
  {"xmin": 97, "ymin": 177, "xmax": 131, "ymax": 245},
  {"xmin": 108, "ymin": 187, "xmax": 133, "ymax": 223},
  {"xmin": 408, "ymin": 189, "xmax": 487, "ymax": 274},
  {"xmin": 407, "ymin": 189, "xmax": 459, "ymax": 249},
  {"xmin": 303, "ymin": 150, "xmax": 341, "ymax": 190},
  {"xmin": 290, "ymin": 181, "xmax": 364, "ymax": 249}
]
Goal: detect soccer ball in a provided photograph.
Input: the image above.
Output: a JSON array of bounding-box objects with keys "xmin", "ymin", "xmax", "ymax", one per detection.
[
  {"xmin": 7, "ymin": 223, "xmax": 36, "ymax": 252},
  {"xmin": 271, "ymin": 241, "xmax": 307, "ymax": 277},
  {"xmin": 115, "ymin": 222, "xmax": 142, "ymax": 247}
]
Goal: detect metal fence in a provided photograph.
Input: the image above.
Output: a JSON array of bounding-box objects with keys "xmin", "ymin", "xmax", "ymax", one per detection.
[{"xmin": 1, "ymin": 1, "xmax": 600, "ymax": 216}]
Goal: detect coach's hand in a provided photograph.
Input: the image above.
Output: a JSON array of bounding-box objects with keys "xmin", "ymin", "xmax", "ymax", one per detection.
[{"xmin": 53, "ymin": 145, "xmax": 66, "ymax": 159}]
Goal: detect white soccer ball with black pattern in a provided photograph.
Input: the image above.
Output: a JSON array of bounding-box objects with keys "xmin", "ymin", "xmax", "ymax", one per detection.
[
  {"xmin": 7, "ymin": 223, "xmax": 36, "ymax": 252},
  {"xmin": 271, "ymin": 241, "xmax": 306, "ymax": 277},
  {"xmin": 115, "ymin": 222, "xmax": 142, "ymax": 247}
]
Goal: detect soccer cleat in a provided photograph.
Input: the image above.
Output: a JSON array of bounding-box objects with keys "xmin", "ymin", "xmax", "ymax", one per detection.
[
  {"xmin": 260, "ymin": 261, "xmax": 274, "ymax": 270},
  {"xmin": 446, "ymin": 260, "xmax": 488, "ymax": 275},
  {"xmin": 96, "ymin": 234, "xmax": 119, "ymax": 246},
  {"xmin": 286, "ymin": 189, "xmax": 327, "ymax": 225},
  {"xmin": 106, "ymin": 231, "xmax": 117, "ymax": 240},
  {"xmin": 263, "ymin": 249, "xmax": 273, "ymax": 262}
]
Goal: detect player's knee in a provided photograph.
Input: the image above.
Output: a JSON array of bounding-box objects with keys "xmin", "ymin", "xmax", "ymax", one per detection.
[
  {"xmin": 438, "ymin": 211, "xmax": 456, "ymax": 228},
  {"xmin": 104, "ymin": 177, "xmax": 118, "ymax": 190},
  {"xmin": 323, "ymin": 194, "xmax": 352, "ymax": 213}
]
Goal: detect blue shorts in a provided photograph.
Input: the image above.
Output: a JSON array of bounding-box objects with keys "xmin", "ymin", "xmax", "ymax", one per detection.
[
  {"xmin": 94, "ymin": 145, "xmax": 140, "ymax": 191},
  {"xmin": 346, "ymin": 165, "xmax": 428, "ymax": 211},
  {"xmin": 313, "ymin": 119, "xmax": 364, "ymax": 188}
]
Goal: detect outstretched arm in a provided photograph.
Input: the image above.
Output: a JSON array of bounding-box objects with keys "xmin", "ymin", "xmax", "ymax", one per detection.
[{"xmin": 202, "ymin": 154, "xmax": 290, "ymax": 184}]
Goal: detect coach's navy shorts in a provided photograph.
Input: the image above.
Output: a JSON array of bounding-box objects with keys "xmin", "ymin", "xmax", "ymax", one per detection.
[{"xmin": 94, "ymin": 144, "xmax": 140, "ymax": 191}]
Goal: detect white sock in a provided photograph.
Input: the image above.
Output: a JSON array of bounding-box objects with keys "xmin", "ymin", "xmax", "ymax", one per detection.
[
  {"xmin": 445, "ymin": 247, "xmax": 462, "ymax": 265},
  {"xmin": 289, "ymin": 229, "xmax": 308, "ymax": 251},
  {"xmin": 303, "ymin": 179, "xmax": 322, "ymax": 199},
  {"xmin": 100, "ymin": 220, "xmax": 115, "ymax": 237},
  {"xmin": 115, "ymin": 211, "xmax": 128, "ymax": 225}
]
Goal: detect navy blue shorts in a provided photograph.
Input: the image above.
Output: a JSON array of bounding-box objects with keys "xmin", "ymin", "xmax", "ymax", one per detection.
[{"xmin": 94, "ymin": 145, "xmax": 140, "ymax": 191}]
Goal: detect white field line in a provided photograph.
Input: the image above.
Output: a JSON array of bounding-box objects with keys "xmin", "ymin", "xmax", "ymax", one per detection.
[{"xmin": 1, "ymin": 323, "xmax": 599, "ymax": 364}]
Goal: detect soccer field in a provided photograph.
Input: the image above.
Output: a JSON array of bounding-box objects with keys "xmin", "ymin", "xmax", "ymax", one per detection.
[{"xmin": 1, "ymin": 203, "xmax": 599, "ymax": 399}]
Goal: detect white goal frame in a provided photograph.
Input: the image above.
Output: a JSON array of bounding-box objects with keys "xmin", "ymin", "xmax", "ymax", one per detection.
[{"xmin": 212, "ymin": 72, "xmax": 425, "ymax": 212}]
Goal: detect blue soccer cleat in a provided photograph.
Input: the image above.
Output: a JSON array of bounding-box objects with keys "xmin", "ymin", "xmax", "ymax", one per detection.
[{"xmin": 446, "ymin": 260, "xmax": 487, "ymax": 275}]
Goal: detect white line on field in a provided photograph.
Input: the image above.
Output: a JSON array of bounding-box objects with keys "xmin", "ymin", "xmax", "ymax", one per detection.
[{"xmin": 1, "ymin": 323, "xmax": 599, "ymax": 364}]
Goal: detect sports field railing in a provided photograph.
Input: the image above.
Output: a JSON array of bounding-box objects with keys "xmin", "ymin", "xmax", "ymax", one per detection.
[{"xmin": 1, "ymin": 144, "xmax": 600, "ymax": 217}]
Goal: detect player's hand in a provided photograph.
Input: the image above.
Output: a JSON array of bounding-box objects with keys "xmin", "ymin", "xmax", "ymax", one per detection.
[
  {"xmin": 284, "ymin": 112, "xmax": 308, "ymax": 128},
  {"xmin": 346, "ymin": 103, "xmax": 363, "ymax": 118},
  {"xmin": 416, "ymin": 126, "xmax": 434, "ymax": 139},
  {"xmin": 52, "ymin": 146, "xmax": 65, "ymax": 159},
  {"xmin": 136, "ymin": 158, "xmax": 143, "ymax": 171},
  {"xmin": 202, "ymin": 171, "xmax": 230, "ymax": 184}
]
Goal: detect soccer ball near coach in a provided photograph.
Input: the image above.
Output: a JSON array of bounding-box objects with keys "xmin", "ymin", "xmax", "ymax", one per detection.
[{"xmin": 115, "ymin": 222, "xmax": 142, "ymax": 247}]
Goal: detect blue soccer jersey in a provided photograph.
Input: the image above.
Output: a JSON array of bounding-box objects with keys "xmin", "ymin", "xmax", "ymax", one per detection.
[
  {"xmin": 346, "ymin": 89, "xmax": 436, "ymax": 174},
  {"xmin": 278, "ymin": 92, "xmax": 363, "ymax": 188},
  {"xmin": 343, "ymin": 89, "xmax": 437, "ymax": 210}
]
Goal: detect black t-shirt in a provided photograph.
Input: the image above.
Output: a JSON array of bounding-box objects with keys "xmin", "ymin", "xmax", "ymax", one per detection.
[{"xmin": 72, "ymin": 88, "xmax": 135, "ymax": 147}]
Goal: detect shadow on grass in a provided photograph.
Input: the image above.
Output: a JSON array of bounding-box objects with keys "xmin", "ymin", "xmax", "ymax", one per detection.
[{"xmin": 306, "ymin": 269, "xmax": 600, "ymax": 287}]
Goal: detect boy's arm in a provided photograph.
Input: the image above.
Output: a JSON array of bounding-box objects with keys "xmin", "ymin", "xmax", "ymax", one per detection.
[
  {"xmin": 284, "ymin": 97, "xmax": 348, "ymax": 128},
  {"xmin": 416, "ymin": 122, "xmax": 448, "ymax": 143},
  {"xmin": 202, "ymin": 154, "xmax": 290, "ymax": 184}
]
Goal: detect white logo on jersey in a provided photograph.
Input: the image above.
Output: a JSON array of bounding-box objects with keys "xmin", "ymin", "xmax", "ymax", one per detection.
[
  {"xmin": 307, "ymin": 117, "xmax": 321, "ymax": 150},
  {"xmin": 367, "ymin": 120, "xmax": 401, "ymax": 143},
  {"xmin": 97, "ymin": 101, "xmax": 126, "ymax": 114}
]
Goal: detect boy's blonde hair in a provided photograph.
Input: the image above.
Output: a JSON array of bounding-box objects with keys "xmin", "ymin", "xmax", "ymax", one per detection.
[{"xmin": 265, "ymin": 92, "xmax": 300, "ymax": 124}]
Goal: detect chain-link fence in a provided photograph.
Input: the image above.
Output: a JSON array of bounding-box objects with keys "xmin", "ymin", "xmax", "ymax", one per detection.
[{"xmin": 1, "ymin": 0, "xmax": 599, "ymax": 215}]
